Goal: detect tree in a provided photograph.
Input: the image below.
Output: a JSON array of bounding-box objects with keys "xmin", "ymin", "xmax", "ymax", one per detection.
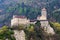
[
  {"xmin": 35, "ymin": 20, "xmax": 41, "ymax": 32},
  {"xmin": 18, "ymin": 24, "xmax": 25, "ymax": 30},
  {"xmin": 0, "ymin": 26, "xmax": 15, "ymax": 40},
  {"xmin": 35, "ymin": 20, "xmax": 41, "ymax": 27},
  {"xmin": 26, "ymin": 24, "xmax": 34, "ymax": 32}
]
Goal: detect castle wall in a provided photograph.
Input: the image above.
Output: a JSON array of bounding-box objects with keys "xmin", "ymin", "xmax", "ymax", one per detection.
[{"xmin": 11, "ymin": 16, "xmax": 30, "ymax": 27}]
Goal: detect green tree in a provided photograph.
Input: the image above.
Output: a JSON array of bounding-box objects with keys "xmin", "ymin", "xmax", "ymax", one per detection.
[
  {"xmin": 0, "ymin": 26, "xmax": 15, "ymax": 40},
  {"xmin": 18, "ymin": 24, "xmax": 25, "ymax": 30}
]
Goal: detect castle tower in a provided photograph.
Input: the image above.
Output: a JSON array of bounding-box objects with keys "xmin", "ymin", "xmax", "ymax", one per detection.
[
  {"xmin": 37, "ymin": 8, "xmax": 47, "ymax": 20},
  {"xmin": 37, "ymin": 8, "xmax": 55, "ymax": 35},
  {"xmin": 41, "ymin": 8, "xmax": 47, "ymax": 18}
]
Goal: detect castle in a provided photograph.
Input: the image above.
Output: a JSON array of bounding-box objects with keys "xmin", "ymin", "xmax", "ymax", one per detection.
[
  {"xmin": 11, "ymin": 15, "xmax": 30, "ymax": 27},
  {"xmin": 11, "ymin": 8, "xmax": 55, "ymax": 40},
  {"xmin": 11, "ymin": 8, "xmax": 47, "ymax": 27}
]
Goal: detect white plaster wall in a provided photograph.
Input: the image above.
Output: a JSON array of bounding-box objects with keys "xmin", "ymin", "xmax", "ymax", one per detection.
[{"xmin": 11, "ymin": 18, "xmax": 30, "ymax": 27}]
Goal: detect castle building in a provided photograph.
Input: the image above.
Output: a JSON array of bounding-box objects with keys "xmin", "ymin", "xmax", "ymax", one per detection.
[
  {"xmin": 11, "ymin": 8, "xmax": 55, "ymax": 35},
  {"xmin": 30, "ymin": 19, "xmax": 37, "ymax": 24},
  {"xmin": 11, "ymin": 8, "xmax": 47, "ymax": 27},
  {"xmin": 11, "ymin": 15, "xmax": 30, "ymax": 27}
]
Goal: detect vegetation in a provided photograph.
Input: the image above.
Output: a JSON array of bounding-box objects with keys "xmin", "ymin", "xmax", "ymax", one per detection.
[
  {"xmin": 18, "ymin": 24, "xmax": 25, "ymax": 30},
  {"xmin": 0, "ymin": 26, "xmax": 15, "ymax": 40},
  {"xmin": 52, "ymin": 9, "xmax": 60, "ymax": 22},
  {"xmin": 50, "ymin": 22, "xmax": 60, "ymax": 35},
  {"xmin": 25, "ymin": 24, "xmax": 35, "ymax": 40},
  {"xmin": 24, "ymin": 21, "xmax": 42, "ymax": 40},
  {"xmin": 0, "ymin": 22, "xmax": 60, "ymax": 40}
]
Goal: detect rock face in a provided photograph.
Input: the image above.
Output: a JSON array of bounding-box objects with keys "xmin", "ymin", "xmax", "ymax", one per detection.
[
  {"xmin": 14, "ymin": 30, "xmax": 25, "ymax": 40},
  {"xmin": 40, "ymin": 20, "xmax": 55, "ymax": 35}
]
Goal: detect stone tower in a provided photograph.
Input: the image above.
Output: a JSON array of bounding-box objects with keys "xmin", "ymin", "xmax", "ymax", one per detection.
[
  {"xmin": 37, "ymin": 8, "xmax": 47, "ymax": 20},
  {"xmin": 37, "ymin": 8, "xmax": 55, "ymax": 35}
]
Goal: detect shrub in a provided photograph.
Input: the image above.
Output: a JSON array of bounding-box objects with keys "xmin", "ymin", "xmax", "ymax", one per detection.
[
  {"xmin": 0, "ymin": 26, "xmax": 15, "ymax": 40},
  {"xmin": 50, "ymin": 22, "xmax": 60, "ymax": 34}
]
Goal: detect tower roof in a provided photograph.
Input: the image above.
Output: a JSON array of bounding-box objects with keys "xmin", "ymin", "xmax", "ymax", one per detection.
[{"xmin": 42, "ymin": 8, "xmax": 46, "ymax": 11}]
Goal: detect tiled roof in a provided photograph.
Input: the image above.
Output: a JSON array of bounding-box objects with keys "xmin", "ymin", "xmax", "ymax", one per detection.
[
  {"xmin": 13, "ymin": 15, "xmax": 26, "ymax": 18},
  {"xmin": 30, "ymin": 19, "xmax": 37, "ymax": 22}
]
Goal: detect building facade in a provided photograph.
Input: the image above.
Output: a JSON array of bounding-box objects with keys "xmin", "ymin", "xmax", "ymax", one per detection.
[
  {"xmin": 11, "ymin": 15, "xmax": 30, "ymax": 27},
  {"xmin": 11, "ymin": 8, "xmax": 47, "ymax": 27}
]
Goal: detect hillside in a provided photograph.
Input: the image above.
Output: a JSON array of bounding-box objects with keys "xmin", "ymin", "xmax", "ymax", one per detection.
[{"xmin": 0, "ymin": 0, "xmax": 60, "ymax": 26}]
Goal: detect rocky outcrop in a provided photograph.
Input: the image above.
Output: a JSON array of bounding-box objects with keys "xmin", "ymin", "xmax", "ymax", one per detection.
[
  {"xmin": 14, "ymin": 30, "xmax": 25, "ymax": 40},
  {"xmin": 40, "ymin": 20, "xmax": 55, "ymax": 35}
]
